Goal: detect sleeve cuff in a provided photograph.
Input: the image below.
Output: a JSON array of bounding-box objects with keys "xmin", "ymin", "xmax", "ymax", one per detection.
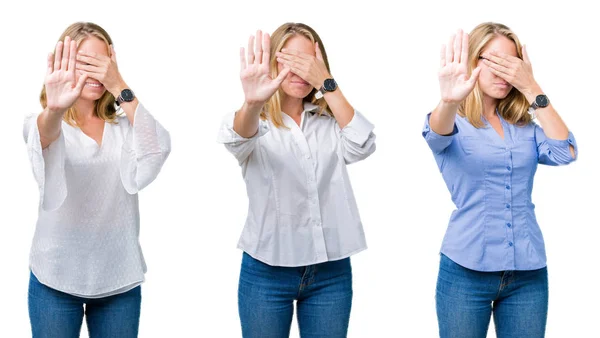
[
  {"xmin": 217, "ymin": 111, "xmax": 269, "ymax": 144},
  {"xmin": 339, "ymin": 110, "xmax": 375, "ymax": 147}
]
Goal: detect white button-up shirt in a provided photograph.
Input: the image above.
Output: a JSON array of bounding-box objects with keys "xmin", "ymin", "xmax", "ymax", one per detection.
[
  {"xmin": 218, "ymin": 103, "xmax": 376, "ymax": 267},
  {"xmin": 23, "ymin": 104, "xmax": 170, "ymax": 298}
]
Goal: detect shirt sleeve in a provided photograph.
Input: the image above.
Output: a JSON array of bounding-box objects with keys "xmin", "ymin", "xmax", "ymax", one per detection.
[
  {"xmin": 120, "ymin": 103, "xmax": 171, "ymax": 194},
  {"xmin": 23, "ymin": 113, "xmax": 68, "ymax": 211},
  {"xmin": 422, "ymin": 112, "xmax": 458, "ymax": 154},
  {"xmin": 337, "ymin": 110, "xmax": 376, "ymax": 164},
  {"xmin": 217, "ymin": 111, "xmax": 270, "ymax": 165},
  {"xmin": 535, "ymin": 124, "xmax": 577, "ymax": 166}
]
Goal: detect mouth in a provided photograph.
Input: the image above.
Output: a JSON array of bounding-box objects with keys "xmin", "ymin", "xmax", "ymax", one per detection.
[
  {"xmin": 85, "ymin": 82, "xmax": 104, "ymax": 89},
  {"xmin": 494, "ymin": 83, "xmax": 510, "ymax": 88},
  {"xmin": 290, "ymin": 80, "xmax": 310, "ymax": 86}
]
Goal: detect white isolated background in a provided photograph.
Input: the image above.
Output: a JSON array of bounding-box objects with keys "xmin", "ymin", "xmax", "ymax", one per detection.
[{"xmin": 0, "ymin": 0, "xmax": 597, "ymax": 337}]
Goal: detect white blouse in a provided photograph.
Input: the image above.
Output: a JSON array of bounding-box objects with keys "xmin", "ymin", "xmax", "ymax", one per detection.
[
  {"xmin": 218, "ymin": 103, "xmax": 376, "ymax": 267},
  {"xmin": 23, "ymin": 104, "xmax": 170, "ymax": 298}
]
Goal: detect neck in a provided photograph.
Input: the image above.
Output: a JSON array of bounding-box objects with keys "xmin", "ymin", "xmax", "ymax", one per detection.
[
  {"xmin": 280, "ymin": 94, "xmax": 304, "ymax": 118},
  {"xmin": 75, "ymin": 99, "xmax": 97, "ymax": 124},
  {"xmin": 482, "ymin": 95, "xmax": 498, "ymax": 120}
]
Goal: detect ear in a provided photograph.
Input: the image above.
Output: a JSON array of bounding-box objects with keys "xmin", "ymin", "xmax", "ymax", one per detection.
[
  {"xmin": 110, "ymin": 45, "xmax": 117, "ymax": 62},
  {"xmin": 315, "ymin": 42, "xmax": 324, "ymax": 61}
]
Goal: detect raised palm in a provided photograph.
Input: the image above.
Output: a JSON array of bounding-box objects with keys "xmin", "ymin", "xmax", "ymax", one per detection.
[
  {"xmin": 240, "ymin": 30, "xmax": 289, "ymax": 105},
  {"xmin": 438, "ymin": 30, "xmax": 481, "ymax": 103},
  {"xmin": 45, "ymin": 36, "xmax": 87, "ymax": 113}
]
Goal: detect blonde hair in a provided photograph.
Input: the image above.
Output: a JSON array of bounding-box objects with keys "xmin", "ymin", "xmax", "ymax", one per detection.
[
  {"xmin": 40, "ymin": 22, "xmax": 118, "ymax": 126},
  {"xmin": 263, "ymin": 23, "xmax": 332, "ymax": 128},
  {"xmin": 460, "ymin": 22, "xmax": 532, "ymax": 128}
]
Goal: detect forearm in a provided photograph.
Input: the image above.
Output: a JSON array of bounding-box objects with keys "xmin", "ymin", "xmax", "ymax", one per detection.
[
  {"xmin": 234, "ymin": 101, "xmax": 263, "ymax": 138},
  {"xmin": 324, "ymin": 88, "xmax": 353, "ymax": 129},
  {"xmin": 430, "ymin": 100, "xmax": 459, "ymax": 135},
  {"xmin": 37, "ymin": 107, "xmax": 64, "ymax": 149}
]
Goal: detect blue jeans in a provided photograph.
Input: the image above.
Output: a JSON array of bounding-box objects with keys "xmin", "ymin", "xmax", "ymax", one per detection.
[
  {"xmin": 28, "ymin": 271, "xmax": 141, "ymax": 338},
  {"xmin": 238, "ymin": 252, "xmax": 353, "ymax": 338},
  {"xmin": 436, "ymin": 254, "xmax": 548, "ymax": 338}
]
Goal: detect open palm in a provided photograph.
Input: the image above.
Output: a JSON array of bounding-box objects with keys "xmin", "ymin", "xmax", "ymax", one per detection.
[
  {"xmin": 439, "ymin": 30, "xmax": 481, "ymax": 103},
  {"xmin": 240, "ymin": 31, "xmax": 290, "ymax": 105},
  {"xmin": 45, "ymin": 36, "xmax": 87, "ymax": 113}
]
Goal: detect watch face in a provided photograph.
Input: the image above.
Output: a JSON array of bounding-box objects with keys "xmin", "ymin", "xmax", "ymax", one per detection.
[
  {"xmin": 121, "ymin": 89, "xmax": 135, "ymax": 102},
  {"xmin": 323, "ymin": 78, "xmax": 337, "ymax": 92},
  {"xmin": 535, "ymin": 95, "xmax": 549, "ymax": 108}
]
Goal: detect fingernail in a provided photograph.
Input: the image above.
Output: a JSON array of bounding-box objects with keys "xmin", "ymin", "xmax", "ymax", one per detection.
[{"xmin": 281, "ymin": 48, "xmax": 287, "ymax": 52}]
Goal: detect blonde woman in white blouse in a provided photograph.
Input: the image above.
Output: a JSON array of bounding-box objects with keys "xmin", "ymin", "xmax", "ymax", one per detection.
[
  {"xmin": 23, "ymin": 22, "xmax": 170, "ymax": 338},
  {"xmin": 219, "ymin": 23, "xmax": 376, "ymax": 338}
]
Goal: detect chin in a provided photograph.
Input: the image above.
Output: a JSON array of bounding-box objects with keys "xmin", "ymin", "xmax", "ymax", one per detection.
[{"xmin": 80, "ymin": 91, "xmax": 106, "ymax": 102}]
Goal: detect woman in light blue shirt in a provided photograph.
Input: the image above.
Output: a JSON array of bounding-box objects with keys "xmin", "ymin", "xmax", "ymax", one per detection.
[{"xmin": 422, "ymin": 22, "xmax": 577, "ymax": 338}]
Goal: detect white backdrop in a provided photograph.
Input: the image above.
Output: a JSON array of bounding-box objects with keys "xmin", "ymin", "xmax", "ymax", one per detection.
[{"xmin": 1, "ymin": 0, "xmax": 597, "ymax": 337}]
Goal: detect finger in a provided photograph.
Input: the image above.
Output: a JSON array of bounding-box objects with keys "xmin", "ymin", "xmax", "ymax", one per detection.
[
  {"xmin": 482, "ymin": 58, "xmax": 511, "ymax": 75},
  {"xmin": 487, "ymin": 66, "xmax": 510, "ymax": 81},
  {"xmin": 274, "ymin": 66, "xmax": 291, "ymax": 85},
  {"xmin": 262, "ymin": 33, "xmax": 270, "ymax": 65},
  {"xmin": 483, "ymin": 50, "xmax": 516, "ymax": 65},
  {"xmin": 280, "ymin": 48, "xmax": 310, "ymax": 59},
  {"xmin": 460, "ymin": 32, "xmax": 469, "ymax": 65},
  {"xmin": 453, "ymin": 30, "xmax": 462, "ymax": 63},
  {"xmin": 254, "ymin": 30, "xmax": 263, "ymax": 65},
  {"xmin": 61, "ymin": 36, "xmax": 71, "ymax": 71},
  {"xmin": 277, "ymin": 57, "xmax": 305, "ymax": 71},
  {"xmin": 47, "ymin": 52, "xmax": 54, "ymax": 75},
  {"xmin": 68, "ymin": 40, "xmax": 77, "ymax": 72},
  {"xmin": 467, "ymin": 67, "xmax": 482, "ymax": 87},
  {"xmin": 522, "ymin": 45, "xmax": 531, "ymax": 64},
  {"xmin": 74, "ymin": 72, "xmax": 88, "ymax": 93},
  {"xmin": 315, "ymin": 42, "xmax": 324, "ymax": 61},
  {"xmin": 54, "ymin": 41, "xmax": 63, "ymax": 71},
  {"xmin": 240, "ymin": 47, "xmax": 247, "ymax": 71},
  {"xmin": 445, "ymin": 34, "xmax": 455, "ymax": 64},
  {"xmin": 247, "ymin": 35, "xmax": 255, "ymax": 64},
  {"xmin": 76, "ymin": 54, "xmax": 103, "ymax": 66},
  {"xmin": 110, "ymin": 45, "xmax": 117, "ymax": 63},
  {"xmin": 77, "ymin": 50, "xmax": 104, "ymax": 61},
  {"xmin": 76, "ymin": 63, "xmax": 102, "ymax": 72},
  {"xmin": 440, "ymin": 44, "xmax": 446, "ymax": 68}
]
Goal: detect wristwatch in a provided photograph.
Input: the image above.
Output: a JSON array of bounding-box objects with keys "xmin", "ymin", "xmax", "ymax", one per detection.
[
  {"xmin": 315, "ymin": 78, "xmax": 337, "ymax": 99},
  {"xmin": 527, "ymin": 94, "xmax": 549, "ymax": 119},
  {"xmin": 116, "ymin": 89, "xmax": 135, "ymax": 106}
]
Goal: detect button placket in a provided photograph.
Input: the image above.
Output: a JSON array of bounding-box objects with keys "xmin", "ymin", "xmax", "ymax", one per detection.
[{"xmin": 504, "ymin": 148, "xmax": 515, "ymax": 267}]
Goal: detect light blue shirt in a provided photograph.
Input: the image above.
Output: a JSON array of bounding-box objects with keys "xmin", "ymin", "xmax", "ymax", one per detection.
[{"xmin": 422, "ymin": 112, "xmax": 577, "ymax": 271}]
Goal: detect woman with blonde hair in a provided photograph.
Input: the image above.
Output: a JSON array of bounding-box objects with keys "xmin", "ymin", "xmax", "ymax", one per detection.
[
  {"xmin": 218, "ymin": 22, "xmax": 375, "ymax": 337},
  {"xmin": 422, "ymin": 22, "xmax": 577, "ymax": 337},
  {"xmin": 24, "ymin": 22, "xmax": 170, "ymax": 337}
]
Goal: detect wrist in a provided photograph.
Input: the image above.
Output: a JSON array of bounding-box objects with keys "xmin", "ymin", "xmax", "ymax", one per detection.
[
  {"xmin": 242, "ymin": 100, "xmax": 264, "ymax": 115},
  {"xmin": 46, "ymin": 106, "xmax": 67, "ymax": 116},
  {"xmin": 110, "ymin": 81, "xmax": 128, "ymax": 98},
  {"xmin": 521, "ymin": 83, "xmax": 543, "ymax": 104}
]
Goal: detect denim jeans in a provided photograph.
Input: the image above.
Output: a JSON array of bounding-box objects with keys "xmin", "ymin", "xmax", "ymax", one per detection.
[
  {"xmin": 238, "ymin": 252, "xmax": 353, "ymax": 338},
  {"xmin": 28, "ymin": 271, "xmax": 141, "ymax": 338},
  {"xmin": 436, "ymin": 254, "xmax": 548, "ymax": 338}
]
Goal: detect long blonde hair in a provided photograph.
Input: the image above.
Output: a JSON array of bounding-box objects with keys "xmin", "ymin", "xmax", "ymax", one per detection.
[
  {"xmin": 263, "ymin": 23, "xmax": 332, "ymax": 128},
  {"xmin": 40, "ymin": 22, "xmax": 117, "ymax": 126},
  {"xmin": 460, "ymin": 22, "xmax": 532, "ymax": 128}
]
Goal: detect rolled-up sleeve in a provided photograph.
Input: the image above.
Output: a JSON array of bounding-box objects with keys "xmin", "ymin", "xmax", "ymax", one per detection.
[
  {"xmin": 337, "ymin": 110, "xmax": 376, "ymax": 164},
  {"xmin": 120, "ymin": 104, "xmax": 171, "ymax": 194},
  {"xmin": 422, "ymin": 112, "xmax": 458, "ymax": 154},
  {"xmin": 217, "ymin": 111, "xmax": 269, "ymax": 165},
  {"xmin": 535, "ymin": 125, "xmax": 577, "ymax": 166},
  {"xmin": 23, "ymin": 113, "xmax": 68, "ymax": 211}
]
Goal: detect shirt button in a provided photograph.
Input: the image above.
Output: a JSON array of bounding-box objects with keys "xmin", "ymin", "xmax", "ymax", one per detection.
[
  {"xmin": 506, "ymin": 204, "xmax": 511, "ymax": 209},
  {"xmin": 507, "ymin": 222, "xmax": 512, "ymax": 228},
  {"xmin": 506, "ymin": 166, "xmax": 512, "ymax": 171},
  {"xmin": 505, "ymin": 185, "xmax": 510, "ymax": 190},
  {"xmin": 508, "ymin": 242, "xmax": 513, "ymax": 247},
  {"xmin": 305, "ymin": 154, "xmax": 311, "ymax": 159}
]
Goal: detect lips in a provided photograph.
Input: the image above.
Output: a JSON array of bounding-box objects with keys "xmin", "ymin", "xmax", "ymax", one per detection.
[{"xmin": 290, "ymin": 80, "xmax": 309, "ymax": 86}]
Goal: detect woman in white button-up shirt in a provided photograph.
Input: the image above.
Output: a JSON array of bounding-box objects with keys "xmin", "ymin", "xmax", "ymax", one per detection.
[
  {"xmin": 219, "ymin": 23, "xmax": 375, "ymax": 338},
  {"xmin": 24, "ymin": 22, "xmax": 170, "ymax": 338}
]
